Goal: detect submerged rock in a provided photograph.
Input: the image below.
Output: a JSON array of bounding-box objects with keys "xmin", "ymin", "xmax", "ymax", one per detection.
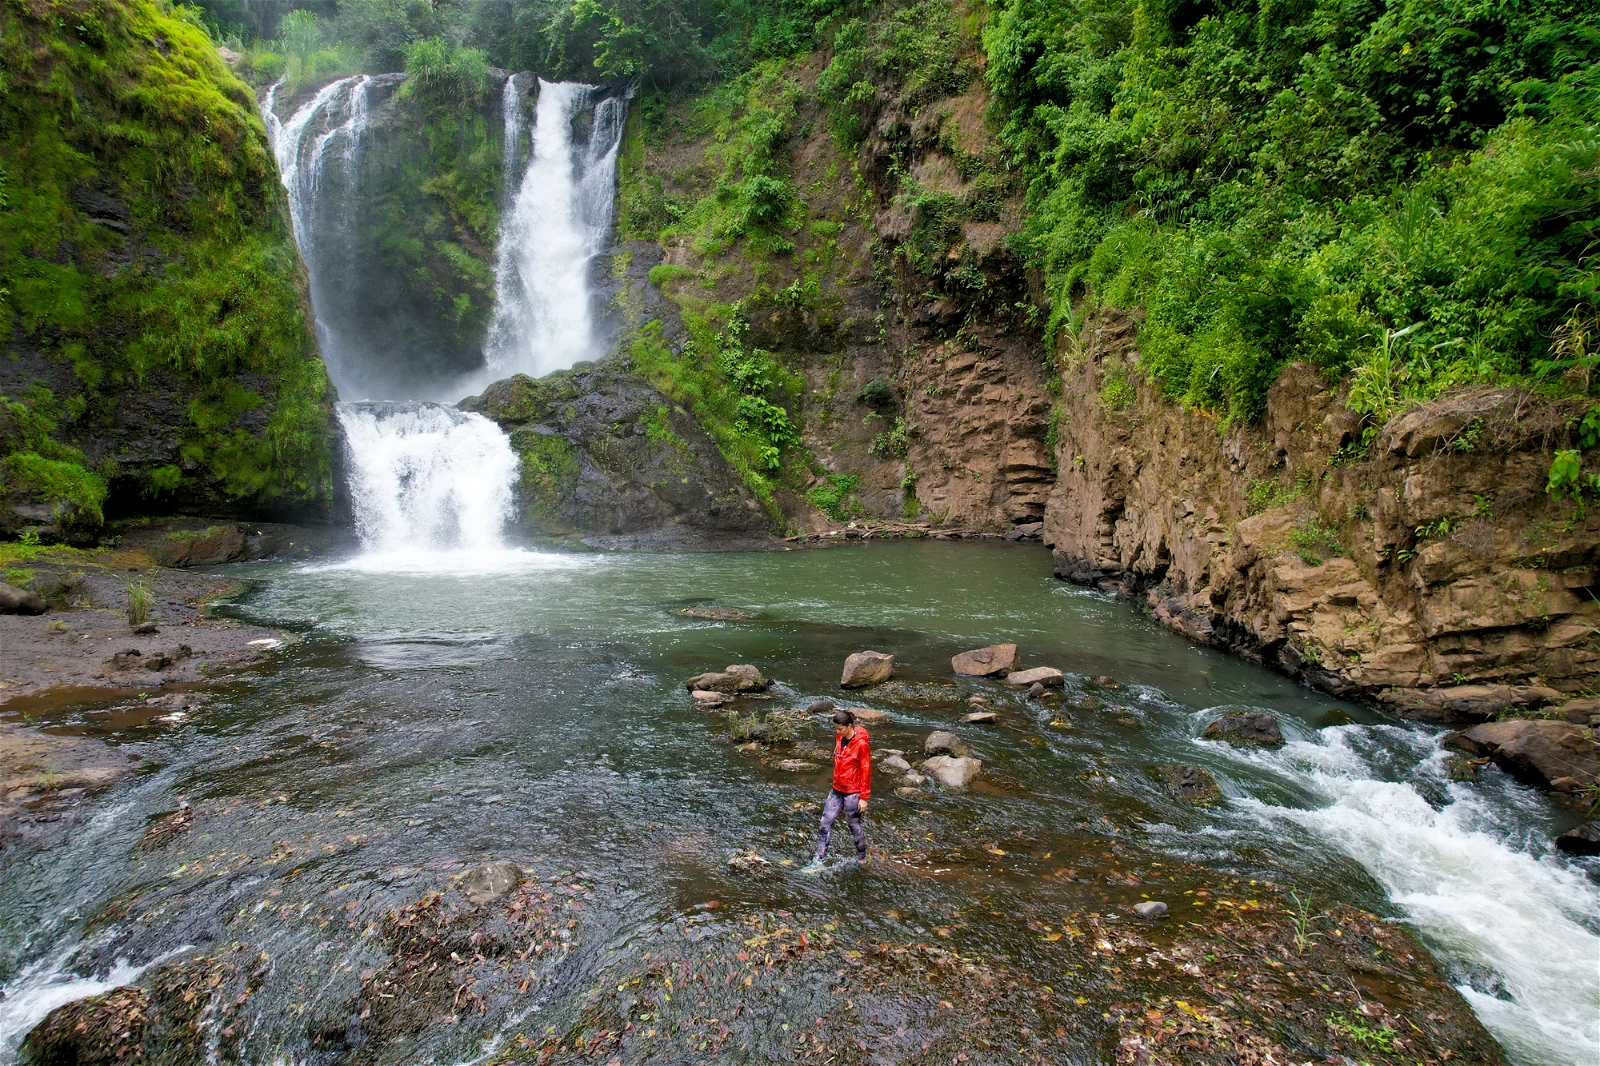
[
  {"xmin": 922, "ymin": 755, "xmax": 982, "ymax": 789},
  {"xmin": 678, "ymin": 605, "xmax": 761, "ymax": 621},
  {"xmin": 965, "ymin": 711, "xmax": 997, "ymax": 724},
  {"xmin": 692, "ymin": 690, "xmax": 731, "ymax": 708},
  {"xmin": 0, "ymin": 582, "xmax": 46, "ymax": 614},
  {"xmin": 775, "ymin": 759, "xmax": 820, "ymax": 772},
  {"xmin": 923, "ymin": 731, "xmax": 971, "ymax": 758},
  {"xmin": 462, "ymin": 860, "xmax": 523, "ymax": 906},
  {"xmin": 952, "ymin": 644, "xmax": 1019, "ymax": 677},
  {"xmin": 1133, "ymin": 900, "xmax": 1169, "ymax": 920},
  {"xmin": 1202, "ymin": 711, "xmax": 1285, "ymax": 747},
  {"xmin": 841, "ymin": 650, "xmax": 895, "ymax": 688},
  {"xmin": 1456, "ymin": 719, "xmax": 1599, "ymax": 792},
  {"xmin": 1151, "ymin": 764, "xmax": 1223, "ymax": 805}
]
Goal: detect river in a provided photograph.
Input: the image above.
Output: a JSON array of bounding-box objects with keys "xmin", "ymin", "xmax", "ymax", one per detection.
[{"xmin": 1, "ymin": 540, "xmax": 1595, "ymax": 1064}]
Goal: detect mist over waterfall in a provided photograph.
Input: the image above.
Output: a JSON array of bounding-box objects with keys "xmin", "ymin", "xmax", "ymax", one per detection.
[{"xmin": 481, "ymin": 80, "xmax": 628, "ymax": 381}]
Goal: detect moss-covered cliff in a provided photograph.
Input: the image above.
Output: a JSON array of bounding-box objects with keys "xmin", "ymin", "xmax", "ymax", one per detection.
[{"xmin": 0, "ymin": 0, "xmax": 337, "ymax": 541}]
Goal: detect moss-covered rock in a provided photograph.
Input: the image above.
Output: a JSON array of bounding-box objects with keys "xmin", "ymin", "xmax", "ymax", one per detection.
[
  {"xmin": 0, "ymin": 0, "xmax": 336, "ymax": 542},
  {"xmin": 460, "ymin": 361, "xmax": 772, "ymax": 548}
]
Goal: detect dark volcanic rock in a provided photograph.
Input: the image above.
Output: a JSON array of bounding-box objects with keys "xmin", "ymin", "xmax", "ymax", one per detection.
[
  {"xmin": 460, "ymin": 363, "xmax": 772, "ymax": 548},
  {"xmin": 1151, "ymin": 764, "xmax": 1224, "ymax": 805},
  {"xmin": 1202, "ymin": 711, "xmax": 1285, "ymax": 747},
  {"xmin": 1555, "ymin": 821, "xmax": 1600, "ymax": 856},
  {"xmin": 0, "ymin": 582, "xmax": 46, "ymax": 614}
]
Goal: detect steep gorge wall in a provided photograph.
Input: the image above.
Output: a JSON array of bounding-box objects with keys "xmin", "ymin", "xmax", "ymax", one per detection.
[
  {"xmin": 0, "ymin": 0, "xmax": 337, "ymax": 540},
  {"xmin": 1046, "ymin": 311, "xmax": 1600, "ymax": 720}
]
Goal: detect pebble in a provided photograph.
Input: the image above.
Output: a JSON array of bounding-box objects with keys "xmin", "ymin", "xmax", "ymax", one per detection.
[
  {"xmin": 1028, "ymin": 682, "xmax": 1045, "ymax": 699},
  {"xmin": 1133, "ymin": 900, "xmax": 1168, "ymax": 920},
  {"xmin": 967, "ymin": 695, "xmax": 990, "ymax": 706},
  {"xmin": 881, "ymin": 755, "xmax": 912, "ymax": 772}
]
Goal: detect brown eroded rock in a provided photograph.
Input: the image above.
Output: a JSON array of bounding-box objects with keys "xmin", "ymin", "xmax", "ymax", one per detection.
[
  {"xmin": 1202, "ymin": 711, "xmax": 1285, "ymax": 747},
  {"xmin": 0, "ymin": 582, "xmax": 46, "ymax": 614},
  {"xmin": 1005, "ymin": 666, "xmax": 1063, "ymax": 687},
  {"xmin": 685, "ymin": 664, "xmax": 769, "ymax": 693},
  {"xmin": 951, "ymin": 644, "xmax": 1019, "ymax": 676},
  {"xmin": 840, "ymin": 650, "xmax": 894, "ymax": 688},
  {"xmin": 1455, "ymin": 719, "xmax": 1600, "ymax": 792}
]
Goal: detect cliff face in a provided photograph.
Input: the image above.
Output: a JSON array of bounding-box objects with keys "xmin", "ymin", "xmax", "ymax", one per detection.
[
  {"xmin": 0, "ymin": 0, "xmax": 336, "ymax": 541},
  {"xmin": 1045, "ymin": 311, "xmax": 1600, "ymax": 720}
]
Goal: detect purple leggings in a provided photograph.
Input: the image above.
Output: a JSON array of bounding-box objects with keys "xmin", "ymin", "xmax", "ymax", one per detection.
[{"xmin": 816, "ymin": 789, "xmax": 866, "ymax": 860}]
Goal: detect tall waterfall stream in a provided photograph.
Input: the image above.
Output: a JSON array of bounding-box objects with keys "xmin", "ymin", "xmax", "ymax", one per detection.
[{"xmin": 0, "ymin": 73, "xmax": 1593, "ymax": 1066}]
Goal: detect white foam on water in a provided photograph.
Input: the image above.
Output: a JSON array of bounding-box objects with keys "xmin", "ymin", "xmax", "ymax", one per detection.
[
  {"xmin": 337, "ymin": 402, "xmax": 524, "ymax": 561},
  {"xmin": 0, "ymin": 947, "xmax": 190, "ymax": 1063},
  {"xmin": 1217, "ymin": 725, "xmax": 1600, "ymax": 1066}
]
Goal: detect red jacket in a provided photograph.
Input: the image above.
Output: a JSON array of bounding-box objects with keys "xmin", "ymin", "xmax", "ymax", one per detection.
[{"xmin": 832, "ymin": 727, "xmax": 871, "ymax": 802}]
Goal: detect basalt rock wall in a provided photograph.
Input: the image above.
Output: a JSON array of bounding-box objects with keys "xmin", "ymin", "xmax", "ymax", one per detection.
[{"xmin": 1045, "ymin": 310, "xmax": 1600, "ymax": 720}]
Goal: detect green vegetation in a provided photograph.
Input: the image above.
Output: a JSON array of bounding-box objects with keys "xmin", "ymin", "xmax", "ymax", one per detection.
[
  {"xmin": 986, "ymin": 0, "xmax": 1600, "ymax": 424},
  {"xmin": 124, "ymin": 577, "xmax": 155, "ymax": 626},
  {"xmin": 806, "ymin": 473, "xmax": 861, "ymax": 521},
  {"xmin": 1290, "ymin": 518, "xmax": 1344, "ymax": 567},
  {"xmin": 1, "ymin": 0, "xmax": 334, "ymax": 537},
  {"xmin": 512, "ymin": 429, "xmax": 581, "ymax": 526}
]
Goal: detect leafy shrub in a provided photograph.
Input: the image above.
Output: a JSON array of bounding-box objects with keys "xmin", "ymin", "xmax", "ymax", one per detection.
[
  {"xmin": 807, "ymin": 473, "xmax": 861, "ymax": 520},
  {"xmin": 1289, "ymin": 519, "xmax": 1344, "ymax": 567},
  {"xmin": 402, "ymin": 37, "xmax": 489, "ymax": 104}
]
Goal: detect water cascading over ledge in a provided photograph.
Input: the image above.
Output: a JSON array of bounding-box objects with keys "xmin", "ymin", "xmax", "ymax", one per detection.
[{"xmin": 263, "ymin": 74, "xmax": 630, "ymax": 556}]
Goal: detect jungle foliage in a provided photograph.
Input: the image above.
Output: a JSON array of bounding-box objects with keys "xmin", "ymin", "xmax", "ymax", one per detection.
[{"xmin": 985, "ymin": 0, "xmax": 1600, "ymax": 423}]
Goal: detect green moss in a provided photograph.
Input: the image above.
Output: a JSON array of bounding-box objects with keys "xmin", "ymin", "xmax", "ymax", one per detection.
[
  {"xmin": 511, "ymin": 429, "xmax": 580, "ymax": 528},
  {"xmin": 3, "ymin": 452, "xmax": 107, "ymax": 524},
  {"xmin": 0, "ymin": 0, "xmax": 334, "ymax": 526},
  {"xmin": 806, "ymin": 473, "xmax": 861, "ymax": 522}
]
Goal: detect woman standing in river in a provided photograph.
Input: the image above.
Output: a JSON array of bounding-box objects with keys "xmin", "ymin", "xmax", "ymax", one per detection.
[{"xmin": 803, "ymin": 709, "xmax": 871, "ymax": 872}]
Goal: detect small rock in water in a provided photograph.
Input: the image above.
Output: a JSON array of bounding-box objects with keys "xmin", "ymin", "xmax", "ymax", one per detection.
[
  {"xmin": 1094, "ymin": 675, "xmax": 1118, "ymax": 687},
  {"xmin": 895, "ymin": 786, "xmax": 926, "ymax": 799},
  {"xmin": 967, "ymin": 695, "xmax": 990, "ymax": 706},
  {"xmin": 964, "ymin": 711, "xmax": 997, "ymax": 724},
  {"xmin": 921, "ymin": 755, "xmax": 981, "ymax": 789},
  {"xmin": 841, "ymin": 650, "xmax": 895, "ymax": 688},
  {"xmin": 923, "ymin": 731, "xmax": 971, "ymax": 757},
  {"xmin": 1151, "ymin": 764, "xmax": 1223, "ymax": 805},
  {"xmin": 881, "ymin": 755, "xmax": 913, "ymax": 773},
  {"xmin": 1202, "ymin": 711, "xmax": 1285, "ymax": 747},
  {"xmin": 737, "ymin": 741, "xmax": 761, "ymax": 752},
  {"xmin": 728, "ymin": 850, "xmax": 770, "ymax": 869},
  {"xmin": 692, "ymin": 690, "xmax": 731, "ymax": 708},
  {"xmin": 1133, "ymin": 901, "xmax": 1168, "ymax": 920},
  {"xmin": 848, "ymin": 706, "xmax": 890, "ymax": 723},
  {"xmin": 461, "ymin": 860, "xmax": 522, "ymax": 906},
  {"xmin": 775, "ymin": 759, "xmax": 820, "ymax": 772},
  {"xmin": 686, "ymin": 664, "xmax": 769, "ymax": 693},
  {"xmin": 1005, "ymin": 666, "xmax": 1064, "ymax": 688},
  {"xmin": 1555, "ymin": 821, "xmax": 1600, "ymax": 856},
  {"xmin": 678, "ymin": 605, "xmax": 760, "ymax": 621},
  {"xmin": 1444, "ymin": 755, "xmax": 1483, "ymax": 782},
  {"xmin": 899, "ymin": 772, "xmax": 929, "ymax": 787},
  {"xmin": 806, "ymin": 698, "xmax": 836, "ymax": 714},
  {"xmin": 951, "ymin": 644, "xmax": 1019, "ymax": 677},
  {"xmin": 1027, "ymin": 682, "xmax": 1045, "ymax": 699}
]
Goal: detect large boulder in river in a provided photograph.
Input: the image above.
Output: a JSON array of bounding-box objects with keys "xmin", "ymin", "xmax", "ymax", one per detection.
[
  {"xmin": 0, "ymin": 582, "xmax": 46, "ymax": 614},
  {"xmin": 1555, "ymin": 821, "xmax": 1600, "ymax": 856},
  {"xmin": 1202, "ymin": 711, "xmax": 1285, "ymax": 747},
  {"xmin": 686, "ymin": 665, "xmax": 769, "ymax": 693},
  {"xmin": 952, "ymin": 644, "xmax": 1018, "ymax": 677},
  {"xmin": 1455, "ymin": 719, "xmax": 1599, "ymax": 792},
  {"xmin": 922, "ymin": 755, "xmax": 982, "ymax": 789},
  {"xmin": 841, "ymin": 650, "xmax": 894, "ymax": 688},
  {"xmin": 923, "ymin": 731, "xmax": 971, "ymax": 758}
]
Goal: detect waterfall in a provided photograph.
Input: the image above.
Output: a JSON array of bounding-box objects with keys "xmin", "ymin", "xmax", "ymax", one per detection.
[
  {"xmin": 482, "ymin": 80, "xmax": 629, "ymax": 380},
  {"xmin": 336, "ymin": 403, "xmax": 520, "ymax": 563},
  {"xmin": 501, "ymin": 72, "xmax": 532, "ymax": 200},
  {"xmin": 263, "ymin": 75, "xmax": 374, "ymax": 260}
]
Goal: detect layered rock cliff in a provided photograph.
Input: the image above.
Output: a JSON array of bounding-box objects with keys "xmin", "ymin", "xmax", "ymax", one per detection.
[
  {"xmin": 0, "ymin": 0, "xmax": 337, "ymax": 541},
  {"xmin": 1045, "ymin": 311, "xmax": 1600, "ymax": 720}
]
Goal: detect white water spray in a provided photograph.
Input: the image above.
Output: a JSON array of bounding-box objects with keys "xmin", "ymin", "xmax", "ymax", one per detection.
[
  {"xmin": 1213, "ymin": 724, "xmax": 1600, "ymax": 1066},
  {"xmin": 263, "ymin": 75, "xmax": 374, "ymax": 258},
  {"xmin": 482, "ymin": 80, "xmax": 628, "ymax": 380},
  {"xmin": 336, "ymin": 403, "xmax": 521, "ymax": 565}
]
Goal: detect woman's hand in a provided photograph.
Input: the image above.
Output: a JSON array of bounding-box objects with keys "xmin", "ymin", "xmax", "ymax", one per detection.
[{"xmin": 858, "ymin": 799, "xmax": 867, "ymax": 815}]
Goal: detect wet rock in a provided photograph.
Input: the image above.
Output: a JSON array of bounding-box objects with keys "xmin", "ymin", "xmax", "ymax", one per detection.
[
  {"xmin": 895, "ymin": 786, "xmax": 926, "ymax": 799},
  {"xmin": 964, "ymin": 711, "xmax": 997, "ymax": 724},
  {"xmin": 1151, "ymin": 764, "xmax": 1223, "ymax": 805},
  {"xmin": 1444, "ymin": 755, "xmax": 1484, "ymax": 782},
  {"xmin": 1133, "ymin": 900, "xmax": 1169, "ymax": 920},
  {"xmin": 685, "ymin": 664, "xmax": 769, "ymax": 693},
  {"xmin": 841, "ymin": 650, "xmax": 895, "ymax": 688},
  {"xmin": 1457, "ymin": 719, "xmax": 1600, "ymax": 792},
  {"xmin": 923, "ymin": 731, "xmax": 971, "ymax": 758},
  {"xmin": 462, "ymin": 860, "xmax": 523, "ymax": 906},
  {"xmin": 678, "ymin": 605, "xmax": 760, "ymax": 621},
  {"xmin": 727, "ymin": 850, "xmax": 770, "ymax": 869},
  {"xmin": 774, "ymin": 759, "xmax": 820, "ymax": 772},
  {"xmin": 921, "ymin": 755, "xmax": 982, "ymax": 789},
  {"xmin": 0, "ymin": 582, "xmax": 46, "ymax": 614},
  {"xmin": 881, "ymin": 754, "xmax": 912, "ymax": 773},
  {"xmin": 967, "ymin": 695, "xmax": 990, "ymax": 706},
  {"xmin": 1202, "ymin": 711, "xmax": 1285, "ymax": 747},
  {"xmin": 899, "ymin": 772, "xmax": 929, "ymax": 787},
  {"xmin": 22, "ymin": 986, "xmax": 155, "ymax": 1065},
  {"xmin": 692, "ymin": 690, "xmax": 731, "ymax": 708},
  {"xmin": 1555, "ymin": 821, "xmax": 1600, "ymax": 856},
  {"xmin": 1006, "ymin": 666, "xmax": 1064, "ymax": 688},
  {"xmin": 951, "ymin": 644, "xmax": 1019, "ymax": 677},
  {"xmin": 1027, "ymin": 682, "xmax": 1045, "ymax": 699},
  {"xmin": 806, "ymin": 698, "xmax": 836, "ymax": 714},
  {"xmin": 1093, "ymin": 675, "xmax": 1119, "ymax": 687},
  {"xmin": 847, "ymin": 706, "xmax": 890, "ymax": 723}
]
